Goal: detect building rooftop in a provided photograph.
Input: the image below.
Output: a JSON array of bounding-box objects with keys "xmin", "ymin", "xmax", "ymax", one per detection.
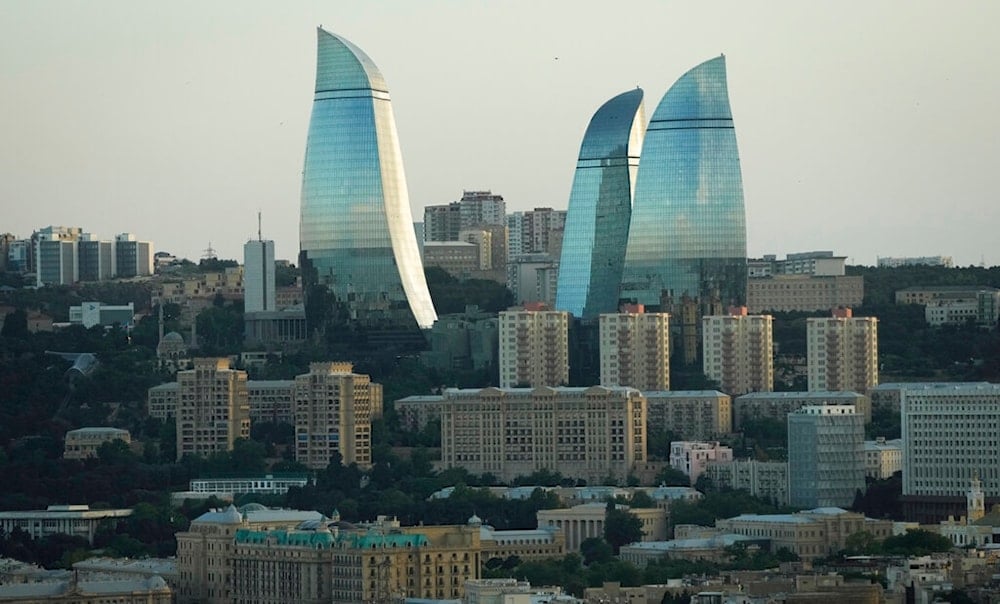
[
  {"xmin": 643, "ymin": 390, "xmax": 728, "ymax": 397},
  {"xmin": 736, "ymin": 391, "xmax": 864, "ymax": 400}
]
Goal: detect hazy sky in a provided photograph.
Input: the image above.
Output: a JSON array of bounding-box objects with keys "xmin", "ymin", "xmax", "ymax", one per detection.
[{"xmin": 2, "ymin": 1, "xmax": 998, "ymax": 266}]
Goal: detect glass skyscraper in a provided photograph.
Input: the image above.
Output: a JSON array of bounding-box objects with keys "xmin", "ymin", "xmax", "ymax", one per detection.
[
  {"xmin": 555, "ymin": 89, "xmax": 645, "ymax": 318},
  {"xmin": 621, "ymin": 56, "xmax": 747, "ymax": 309},
  {"xmin": 299, "ymin": 28, "xmax": 437, "ymax": 330}
]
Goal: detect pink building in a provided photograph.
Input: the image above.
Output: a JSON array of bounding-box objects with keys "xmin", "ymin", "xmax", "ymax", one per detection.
[{"xmin": 669, "ymin": 441, "xmax": 733, "ymax": 485}]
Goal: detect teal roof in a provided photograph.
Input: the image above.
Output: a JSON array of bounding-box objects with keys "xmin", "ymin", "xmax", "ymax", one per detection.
[{"xmin": 234, "ymin": 528, "xmax": 428, "ymax": 549}]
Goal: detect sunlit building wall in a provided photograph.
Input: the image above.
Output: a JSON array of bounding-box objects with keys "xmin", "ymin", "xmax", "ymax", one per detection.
[{"xmin": 299, "ymin": 29, "xmax": 436, "ymax": 330}]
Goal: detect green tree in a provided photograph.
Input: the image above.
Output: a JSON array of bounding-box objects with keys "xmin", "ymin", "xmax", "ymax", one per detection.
[
  {"xmin": 0, "ymin": 308, "xmax": 28, "ymax": 338},
  {"xmin": 604, "ymin": 503, "xmax": 643, "ymax": 554},
  {"xmin": 580, "ymin": 536, "xmax": 614, "ymax": 565},
  {"xmin": 655, "ymin": 466, "xmax": 691, "ymax": 487}
]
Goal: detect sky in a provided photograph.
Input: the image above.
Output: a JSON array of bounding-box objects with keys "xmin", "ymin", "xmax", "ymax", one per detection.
[{"xmin": 2, "ymin": 1, "xmax": 998, "ymax": 267}]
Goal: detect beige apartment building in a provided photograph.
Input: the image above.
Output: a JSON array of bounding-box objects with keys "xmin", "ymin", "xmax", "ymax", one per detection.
[
  {"xmin": 175, "ymin": 358, "xmax": 250, "ymax": 461},
  {"xmin": 498, "ymin": 309, "xmax": 569, "ymax": 387},
  {"xmin": 732, "ymin": 390, "xmax": 871, "ymax": 429},
  {"xmin": 294, "ymin": 362, "xmax": 378, "ymax": 470},
  {"xmin": 747, "ymin": 274, "xmax": 864, "ymax": 313},
  {"xmin": 702, "ymin": 308, "xmax": 774, "ymax": 396},
  {"xmin": 806, "ymin": 308, "xmax": 878, "ymax": 392},
  {"xmin": 63, "ymin": 427, "xmax": 131, "ymax": 460},
  {"xmin": 644, "ymin": 390, "xmax": 732, "ymax": 441},
  {"xmin": 438, "ymin": 386, "xmax": 647, "ymax": 484},
  {"xmin": 599, "ymin": 306, "xmax": 670, "ymax": 391}
]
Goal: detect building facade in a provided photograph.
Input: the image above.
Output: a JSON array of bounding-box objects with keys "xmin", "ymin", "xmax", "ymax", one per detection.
[
  {"xmin": 0, "ymin": 505, "xmax": 132, "ymax": 544},
  {"xmin": 498, "ymin": 309, "xmax": 569, "ymax": 387},
  {"xmin": 702, "ymin": 309, "xmax": 774, "ymax": 396},
  {"xmin": 787, "ymin": 405, "xmax": 865, "ymax": 509},
  {"xmin": 175, "ymin": 358, "xmax": 250, "ymax": 461},
  {"xmin": 243, "ymin": 239, "xmax": 276, "ymax": 313},
  {"xmin": 298, "ymin": 29, "xmax": 436, "ymax": 330},
  {"xmin": 806, "ymin": 308, "xmax": 878, "ymax": 392},
  {"xmin": 63, "ymin": 427, "xmax": 131, "ymax": 460},
  {"xmin": 294, "ymin": 362, "xmax": 378, "ymax": 469},
  {"xmin": 747, "ymin": 275, "xmax": 864, "ymax": 313},
  {"xmin": 438, "ymin": 386, "xmax": 647, "ymax": 484},
  {"xmin": 705, "ymin": 459, "xmax": 789, "ymax": 505},
  {"xmin": 555, "ymin": 89, "xmax": 644, "ymax": 318},
  {"xmin": 864, "ymin": 437, "xmax": 903, "ymax": 479},
  {"xmin": 537, "ymin": 503, "xmax": 666, "ymax": 553},
  {"xmin": 599, "ymin": 307, "xmax": 670, "ymax": 391},
  {"xmin": 669, "ymin": 441, "xmax": 734, "ymax": 485},
  {"xmin": 621, "ymin": 56, "xmax": 747, "ymax": 310},
  {"xmin": 732, "ymin": 391, "xmax": 871, "ymax": 430},
  {"xmin": 644, "ymin": 390, "xmax": 732, "ymax": 441}
]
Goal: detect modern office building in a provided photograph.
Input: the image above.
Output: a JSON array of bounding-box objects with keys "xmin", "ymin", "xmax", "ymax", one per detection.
[
  {"xmin": 901, "ymin": 383, "xmax": 1000, "ymax": 522},
  {"xmin": 702, "ymin": 308, "xmax": 773, "ymax": 396},
  {"xmin": 76, "ymin": 234, "xmax": 114, "ymax": 282},
  {"xmin": 243, "ymin": 238, "xmax": 276, "ymax": 313},
  {"xmin": 556, "ymin": 88, "xmax": 644, "ymax": 318},
  {"xmin": 806, "ymin": 308, "xmax": 878, "ymax": 392},
  {"xmin": 438, "ymin": 386, "xmax": 647, "ymax": 483},
  {"xmin": 294, "ymin": 362, "xmax": 378, "ymax": 469},
  {"xmin": 175, "ymin": 358, "xmax": 250, "ymax": 461},
  {"xmin": 68, "ymin": 301, "xmax": 135, "ymax": 329},
  {"xmin": 621, "ymin": 56, "xmax": 747, "ymax": 310},
  {"xmin": 644, "ymin": 390, "xmax": 732, "ymax": 441},
  {"xmin": 113, "ymin": 232, "xmax": 154, "ymax": 278},
  {"xmin": 599, "ymin": 305, "xmax": 670, "ymax": 391},
  {"xmin": 732, "ymin": 390, "xmax": 871, "ymax": 430},
  {"xmin": 787, "ymin": 404, "xmax": 866, "ymax": 509},
  {"xmin": 298, "ymin": 28, "xmax": 436, "ymax": 330},
  {"xmin": 35, "ymin": 226, "xmax": 80, "ymax": 286},
  {"xmin": 498, "ymin": 308, "xmax": 570, "ymax": 387}
]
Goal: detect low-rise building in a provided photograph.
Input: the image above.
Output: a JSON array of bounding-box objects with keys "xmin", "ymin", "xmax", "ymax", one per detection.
[
  {"xmin": 645, "ymin": 390, "xmax": 731, "ymax": 441},
  {"xmin": 0, "ymin": 576, "xmax": 173, "ymax": 603},
  {"xmin": 394, "ymin": 395, "xmax": 445, "ymax": 431},
  {"xmin": 747, "ymin": 274, "xmax": 864, "ymax": 313},
  {"xmin": 0, "ymin": 505, "xmax": 133, "ymax": 544},
  {"xmin": 669, "ymin": 442, "xmax": 733, "ymax": 485},
  {"xmin": 475, "ymin": 516, "xmax": 566, "ymax": 566},
  {"xmin": 619, "ymin": 533, "xmax": 761, "ymax": 566},
  {"xmin": 63, "ymin": 427, "xmax": 131, "ymax": 460},
  {"xmin": 188, "ymin": 474, "xmax": 310, "ymax": 496},
  {"xmin": 537, "ymin": 503, "xmax": 666, "ymax": 553},
  {"xmin": 705, "ymin": 460, "xmax": 789, "ymax": 506},
  {"xmin": 68, "ymin": 301, "xmax": 135, "ymax": 329},
  {"xmin": 864, "ymin": 437, "xmax": 903, "ymax": 479}
]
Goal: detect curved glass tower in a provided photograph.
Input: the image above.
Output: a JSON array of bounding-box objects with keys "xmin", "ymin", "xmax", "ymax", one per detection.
[
  {"xmin": 299, "ymin": 28, "xmax": 437, "ymax": 330},
  {"xmin": 621, "ymin": 56, "xmax": 747, "ymax": 309},
  {"xmin": 555, "ymin": 89, "xmax": 645, "ymax": 318}
]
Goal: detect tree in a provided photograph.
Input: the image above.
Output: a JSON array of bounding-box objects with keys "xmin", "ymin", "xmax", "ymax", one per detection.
[
  {"xmin": 0, "ymin": 308, "xmax": 28, "ymax": 338},
  {"xmin": 655, "ymin": 466, "xmax": 691, "ymax": 487},
  {"xmin": 580, "ymin": 536, "xmax": 614, "ymax": 565},
  {"xmin": 604, "ymin": 504, "xmax": 643, "ymax": 554}
]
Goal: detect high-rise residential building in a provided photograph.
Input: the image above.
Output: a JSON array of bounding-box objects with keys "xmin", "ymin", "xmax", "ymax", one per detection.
[
  {"xmin": 175, "ymin": 358, "xmax": 250, "ymax": 461},
  {"xmin": 498, "ymin": 308, "xmax": 569, "ymax": 387},
  {"xmin": 438, "ymin": 386, "xmax": 647, "ymax": 484},
  {"xmin": 298, "ymin": 28, "xmax": 436, "ymax": 330},
  {"xmin": 787, "ymin": 404, "xmax": 865, "ymax": 509},
  {"xmin": 293, "ymin": 362, "xmax": 379, "ymax": 469},
  {"xmin": 702, "ymin": 308, "xmax": 773, "ymax": 396},
  {"xmin": 509, "ymin": 208, "xmax": 567, "ymax": 258},
  {"xmin": 458, "ymin": 190, "xmax": 507, "ymax": 228},
  {"xmin": 621, "ymin": 56, "xmax": 747, "ymax": 311},
  {"xmin": 423, "ymin": 202, "xmax": 463, "ymax": 242},
  {"xmin": 556, "ymin": 89, "xmax": 645, "ymax": 318},
  {"xmin": 806, "ymin": 308, "xmax": 878, "ymax": 392},
  {"xmin": 243, "ymin": 239, "xmax": 276, "ymax": 313},
  {"xmin": 599, "ymin": 305, "xmax": 670, "ymax": 391},
  {"xmin": 113, "ymin": 233, "xmax": 154, "ymax": 278},
  {"xmin": 901, "ymin": 383, "xmax": 1000, "ymax": 523}
]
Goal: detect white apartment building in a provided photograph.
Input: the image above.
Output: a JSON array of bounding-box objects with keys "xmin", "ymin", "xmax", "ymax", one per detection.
[
  {"xmin": 438, "ymin": 386, "xmax": 647, "ymax": 484},
  {"xmin": 702, "ymin": 308, "xmax": 773, "ymax": 396},
  {"xmin": 787, "ymin": 404, "xmax": 865, "ymax": 509},
  {"xmin": 806, "ymin": 308, "xmax": 878, "ymax": 393},
  {"xmin": 600, "ymin": 306, "xmax": 670, "ymax": 391},
  {"xmin": 669, "ymin": 441, "xmax": 733, "ymax": 485},
  {"xmin": 498, "ymin": 309, "xmax": 569, "ymax": 387}
]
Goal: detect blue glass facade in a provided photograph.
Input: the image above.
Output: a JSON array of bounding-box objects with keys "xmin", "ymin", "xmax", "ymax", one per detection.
[
  {"xmin": 621, "ymin": 56, "xmax": 747, "ymax": 309},
  {"xmin": 555, "ymin": 89, "xmax": 645, "ymax": 318},
  {"xmin": 299, "ymin": 29, "xmax": 437, "ymax": 329}
]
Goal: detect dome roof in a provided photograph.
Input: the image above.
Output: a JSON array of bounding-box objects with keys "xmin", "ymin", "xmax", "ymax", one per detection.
[{"xmin": 162, "ymin": 331, "xmax": 184, "ymax": 343}]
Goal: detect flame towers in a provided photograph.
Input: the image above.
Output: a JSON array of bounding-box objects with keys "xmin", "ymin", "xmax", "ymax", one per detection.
[
  {"xmin": 556, "ymin": 89, "xmax": 645, "ymax": 318},
  {"xmin": 299, "ymin": 28, "xmax": 437, "ymax": 331},
  {"xmin": 621, "ymin": 56, "xmax": 747, "ymax": 310}
]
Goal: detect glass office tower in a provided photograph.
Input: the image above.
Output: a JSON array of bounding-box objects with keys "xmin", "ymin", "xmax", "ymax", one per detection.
[
  {"xmin": 555, "ymin": 89, "xmax": 645, "ymax": 318},
  {"xmin": 621, "ymin": 56, "xmax": 747, "ymax": 309},
  {"xmin": 299, "ymin": 28, "xmax": 437, "ymax": 330}
]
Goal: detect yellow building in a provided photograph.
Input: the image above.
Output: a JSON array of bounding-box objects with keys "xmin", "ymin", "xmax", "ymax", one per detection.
[
  {"xmin": 644, "ymin": 390, "xmax": 731, "ymax": 441},
  {"xmin": 63, "ymin": 427, "xmax": 131, "ymax": 460},
  {"xmin": 702, "ymin": 308, "xmax": 774, "ymax": 396},
  {"xmin": 175, "ymin": 358, "xmax": 250, "ymax": 461},
  {"xmin": 536, "ymin": 502, "xmax": 666, "ymax": 552},
  {"xmin": 599, "ymin": 307, "xmax": 670, "ymax": 391},
  {"xmin": 747, "ymin": 274, "xmax": 864, "ymax": 313},
  {"xmin": 806, "ymin": 308, "xmax": 878, "ymax": 393},
  {"xmin": 293, "ymin": 362, "xmax": 379, "ymax": 469},
  {"xmin": 438, "ymin": 386, "xmax": 647, "ymax": 484},
  {"xmin": 498, "ymin": 309, "xmax": 569, "ymax": 387}
]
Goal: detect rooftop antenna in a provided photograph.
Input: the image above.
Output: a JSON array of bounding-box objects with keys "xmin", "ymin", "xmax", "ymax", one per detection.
[
  {"xmin": 258, "ymin": 210, "xmax": 263, "ymax": 242},
  {"xmin": 202, "ymin": 242, "xmax": 217, "ymax": 260}
]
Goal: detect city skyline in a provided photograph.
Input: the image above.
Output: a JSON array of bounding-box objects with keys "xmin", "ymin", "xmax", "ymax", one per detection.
[{"xmin": 2, "ymin": 1, "xmax": 998, "ymax": 266}]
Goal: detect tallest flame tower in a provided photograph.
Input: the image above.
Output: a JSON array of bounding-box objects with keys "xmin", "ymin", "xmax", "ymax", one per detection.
[{"xmin": 299, "ymin": 28, "xmax": 437, "ymax": 331}]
